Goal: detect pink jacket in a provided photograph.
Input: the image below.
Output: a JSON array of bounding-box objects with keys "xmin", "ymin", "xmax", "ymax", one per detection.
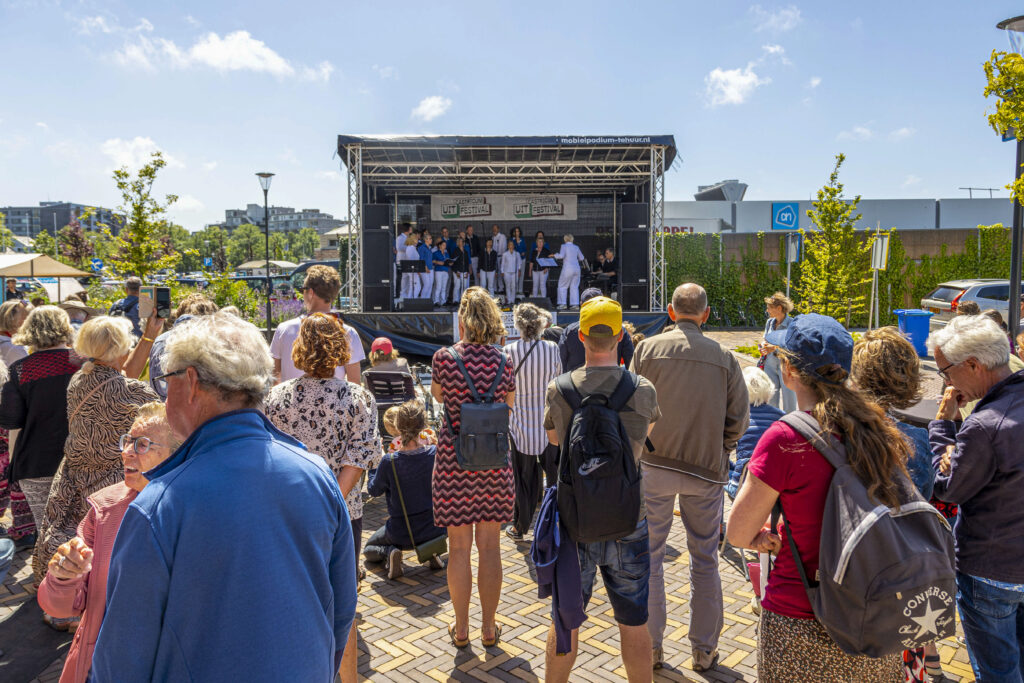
[{"xmin": 37, "ymin": 482, "xmax": 137, "ymax": 683}]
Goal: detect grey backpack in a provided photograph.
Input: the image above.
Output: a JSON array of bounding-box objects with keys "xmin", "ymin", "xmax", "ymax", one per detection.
[
  {"xmin": 776, "ymin": 412, "xmax": 956, "ymax": 657},
  {"xmin": 443, "ymin": 347, "xmax": 510, "ymax": 472}
]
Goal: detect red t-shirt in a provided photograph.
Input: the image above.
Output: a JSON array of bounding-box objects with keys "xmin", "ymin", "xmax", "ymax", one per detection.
[{"xmin": 746, "ymin": 417, "xmax": 835, "ymax": 620}]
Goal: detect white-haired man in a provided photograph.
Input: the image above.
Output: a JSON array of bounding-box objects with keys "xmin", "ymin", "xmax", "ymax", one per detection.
[
  {"xmin": 629, "ymin": 283, "xmax": 749, "ymax": 672},
  {"xmin": 552, "ymin": 234, "xmax": 586, "ymax": 310},
  {"xmin": 91, "ymin": 312, "xmax": 356, "ymax": 682},
  {"xmin": 928, "ymin": 314, "xmax": 1024, "ymax": 683}
]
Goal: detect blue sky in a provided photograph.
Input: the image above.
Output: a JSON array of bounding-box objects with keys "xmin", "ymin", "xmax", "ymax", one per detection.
[{"xmin": 1, "ymin": 0, "xmax": 1021, "ymax": 229}]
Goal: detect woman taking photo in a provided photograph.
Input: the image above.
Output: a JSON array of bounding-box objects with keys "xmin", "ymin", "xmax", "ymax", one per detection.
[
  {"xmin": 727, "ymin": 313, "xmax": 909, "ymax": 682},
  {"xmin": 35, "ymin": 316, "xmax": 159, "ymax": 589},
  {"xmin": 501, "ymin": 303, "xmax": 561, "ymax": 540},
  {"xmin": 759, "ymin": 292, "xmax": 796, "ymax": 412},
  {"xmin": 431, "ymin": 287, "xmax": 515, "ymax": 649},
  {"xmin": 264, "ymin": 312, "xmax": 382, "ymax": 683},
  {"xmin": 37, "ymin": 402, "xmax": 177, "ymax": 683}
]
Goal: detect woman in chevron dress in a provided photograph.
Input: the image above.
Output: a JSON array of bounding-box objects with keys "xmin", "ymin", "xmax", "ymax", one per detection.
[{"xmin": 431, "ymin": 287, "xmax": 515, "ymax": 649}]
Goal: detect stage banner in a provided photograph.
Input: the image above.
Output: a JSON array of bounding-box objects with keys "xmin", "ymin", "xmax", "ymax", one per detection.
[{"xmin": 431, "ymin": 194, "xmax": 577, "ymax": 221}]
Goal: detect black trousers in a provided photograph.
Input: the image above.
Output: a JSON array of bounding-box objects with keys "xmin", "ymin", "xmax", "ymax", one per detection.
[{"xmin": 511, "ymin": 442, "xmax": 559, "ymax": 534}]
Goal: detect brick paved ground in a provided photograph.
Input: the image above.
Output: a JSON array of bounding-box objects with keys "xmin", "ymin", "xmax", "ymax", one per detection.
[{"xmin": 2, "ymin": 331, "xmax": 972, "ymax": 682}]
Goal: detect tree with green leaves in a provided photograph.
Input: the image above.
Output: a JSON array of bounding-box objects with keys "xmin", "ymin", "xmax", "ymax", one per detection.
[
  {"xmin": 104, "ymin": 152, "xmax": 180, "ymax": 280},
  {"xmin": 0, "ymin": 213, "xmax": 14, "ymax": 253},
  {"xmin": 226, "ymin": 223, "xmax": 263, "ymax": 267},
  {"xmin": 269, "ymin": 231, "xmax": 289, "ymax": 261},
  {"xmin": 33, "ymin": 229, "xmax": 57, "ymax": 257},
  {"xmin": 290, "ymin": 227, "xmax": 319, "ymax": 262},
  {"xmin": 793, "ymin": 153, "xmax": 870, "ymax": 322},
  {"xmin": 196, "ymin": 225, "xmax": 229, "ymax": 271},
  {"xmin": 984, "ymin": 49, "xmax": 1024, "ymax": 201}
]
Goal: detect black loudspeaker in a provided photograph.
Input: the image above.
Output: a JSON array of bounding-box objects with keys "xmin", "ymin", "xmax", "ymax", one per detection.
[
  {"xmin": 621, "ymin": 203, "xmax": 649, "ymax": 230},
  {"xmin": 403, "ymin": 298, "xmax": 433, "ymax": 312},
  {"xmin": 363, "ymin": 285, "xmax": 391, "ymax": 313},
  {"xmin": 525, "ymin": 296, "xmax": 553, "ymax": 309},
  {"xmin": 362, "ymin": 229, "xmax": 393, "ymax": 287},
  {"xmin": 619, "ymin": 229, "xmax": 649, "ymax": 285},
  {"xmin": 620, "ymin": 284, "xmax": 649, "ymax": 311},
  {"xmin": 363, "ymin": 204, "xmax": 391, "ymax": 232}
]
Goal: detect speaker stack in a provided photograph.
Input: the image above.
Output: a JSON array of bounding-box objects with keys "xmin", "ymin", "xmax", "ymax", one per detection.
[
  {"xmin": 362, "ymin": 204, "xmax": 393, "ymax": 312},
  {"xmin": 619, "ymin": 203, "xmax": 649, "ymax": 311}
]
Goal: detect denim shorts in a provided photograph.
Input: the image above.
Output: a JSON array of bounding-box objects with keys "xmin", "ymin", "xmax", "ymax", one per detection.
[{"xmin": 576, "ymin": 519, "xmax": 650, "ymax": 626}]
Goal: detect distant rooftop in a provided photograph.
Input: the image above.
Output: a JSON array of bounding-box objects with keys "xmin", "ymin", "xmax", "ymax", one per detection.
[{"xmin": 694, "ymin": 180, "xmax": 747, "ymax": 202}]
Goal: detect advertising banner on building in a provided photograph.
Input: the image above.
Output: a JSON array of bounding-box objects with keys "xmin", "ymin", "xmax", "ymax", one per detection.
[{"xmin": 430, "ymin": 194, "xmax": 578, "ymax": 221}]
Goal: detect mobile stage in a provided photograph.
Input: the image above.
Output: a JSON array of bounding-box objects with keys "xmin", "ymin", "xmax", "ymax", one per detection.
[{"xmin": 334, "ymin": 134, "xmax": 676, "ymax": 356}]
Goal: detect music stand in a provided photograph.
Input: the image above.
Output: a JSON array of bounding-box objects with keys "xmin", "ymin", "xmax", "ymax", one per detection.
[{"xmin": 400, "ymin": 261, "xmax": 426, "ymax": 273}]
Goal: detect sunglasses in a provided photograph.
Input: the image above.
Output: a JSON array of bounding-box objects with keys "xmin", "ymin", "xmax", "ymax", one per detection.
[
  {"xmin": 152, "ymin": 368, "xmax": 186, "ymax": 383},
  {"xmin": 119, "ymin": 434, "xmax": 167, "ymax": 455}
]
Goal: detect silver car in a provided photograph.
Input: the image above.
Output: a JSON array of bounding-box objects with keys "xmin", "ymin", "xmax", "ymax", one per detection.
[{"xmin": 921, "ymin": 278, "xmax": 1024, "ymax": 331}]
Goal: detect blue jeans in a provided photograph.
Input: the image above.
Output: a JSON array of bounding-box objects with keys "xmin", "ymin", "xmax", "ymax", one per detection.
[
  {"xmin": 0, "ymin": 537, "xmax": 14, "ymax": 584},
  {"xmin": 957, "ymin": 571, "xmax": 1024, "ymax": 682},
  {"xmin": 577, "ymin": 519, "xmax": 650, "ymax": 626}
]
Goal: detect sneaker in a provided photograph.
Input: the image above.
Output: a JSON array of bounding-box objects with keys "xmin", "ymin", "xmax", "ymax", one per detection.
[
  {"xmin": 427, "ymin": 554, "xmax": 445, "ymax": 570},
  {"xmin": 652, "ymin": 646, "xmax": 664, "ymax": 670},
  {"xmin": 13, "ymin": 533, "xmax": 36, "ymax": 551},
  {"xmin": 505, "ymin": 526, "xmax": 523, "ymax": 541},
  {"xmin": 387, "ymin": 548, "xmax": 404, "ymax": 580},
  {"xmin": 692, "ymin": 649, "xmax": 719, "ymax": 673}
]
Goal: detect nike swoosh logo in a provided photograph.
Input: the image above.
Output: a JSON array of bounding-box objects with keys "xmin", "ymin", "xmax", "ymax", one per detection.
[{"xmin": 578, "ymin": 459, "xmax": 605, "ymax": 476}]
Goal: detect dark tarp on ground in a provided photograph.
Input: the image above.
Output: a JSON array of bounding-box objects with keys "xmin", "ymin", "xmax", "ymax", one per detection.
[{"xmin": 344, "ymin": 312, "xmax": 670, "ymax": 365}]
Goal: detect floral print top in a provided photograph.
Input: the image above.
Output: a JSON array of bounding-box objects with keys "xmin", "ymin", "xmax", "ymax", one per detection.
[{"xmin": 265, "ymin": 377, "xmax": 383, "ymax": 519}]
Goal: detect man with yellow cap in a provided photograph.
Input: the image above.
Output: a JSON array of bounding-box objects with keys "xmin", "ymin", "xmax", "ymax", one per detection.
[{"xmin": 542, "ymin": 296, "xmax": 661, "ymax": 682}]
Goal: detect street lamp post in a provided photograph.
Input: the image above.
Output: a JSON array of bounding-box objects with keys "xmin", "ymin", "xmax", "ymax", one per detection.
[
  {"xmin": 997, "ymin": 16, "xmax": 1024, "ymax": 341},
  {"xmin": 256, "ymin": 172, "xmax": 275, "ymax": 332}
]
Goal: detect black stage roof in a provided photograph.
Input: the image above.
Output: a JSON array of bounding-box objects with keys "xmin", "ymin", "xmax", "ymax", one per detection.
[{"xmin": 336, "ymin": 134, "xmax": 676, "ymax": 194}]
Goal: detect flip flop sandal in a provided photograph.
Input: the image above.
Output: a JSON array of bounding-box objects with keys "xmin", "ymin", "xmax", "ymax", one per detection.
[
  {"xmin": 448, "ymin": 623, "xmax": 470, "ymax": 649},
  {"xmin": 481, "ymin": 624, "xmax": 502, "ymax": 647}
]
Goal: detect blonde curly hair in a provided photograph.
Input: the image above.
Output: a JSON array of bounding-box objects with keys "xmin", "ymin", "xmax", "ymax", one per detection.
[
  {"xmin": 292, "ymin": 313, "xmax": 350, "ymax": 378},
  {"xmin": 458, "ymin": 287, "xmax": 504, "ymax": 344},
  {"xmin": 13, "ymin": 305, "xmax": 73, "ymax": 352}
]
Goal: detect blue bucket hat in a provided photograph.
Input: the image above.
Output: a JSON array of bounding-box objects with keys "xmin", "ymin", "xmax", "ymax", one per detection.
[{"xmin": 764, "ymin": 313, "xmax": 853, "ymax": 383}]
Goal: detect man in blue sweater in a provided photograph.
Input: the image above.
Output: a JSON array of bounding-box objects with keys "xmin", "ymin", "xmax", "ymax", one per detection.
[{"xmin": 91, "ymin": 312, "xmax": 356, "ymax": 682}]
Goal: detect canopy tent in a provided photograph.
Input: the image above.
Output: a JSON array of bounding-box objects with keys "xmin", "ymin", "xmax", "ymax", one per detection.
[
  {"xmin": 335, "ymin": 134, "xmax": 676, "ymax": 311},
  {"xmin": 236, "ymin": 259, "xmax": 299, "ymax": 272},
  {"xmin": 0, "ymin": 254, "xmax": 92, "ymax": 278}
]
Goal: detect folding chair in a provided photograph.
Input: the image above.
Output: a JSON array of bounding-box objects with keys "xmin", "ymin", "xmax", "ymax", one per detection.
[{"xmin": 363, "ymin": 371, "xmax": 418, "ymax": 434}]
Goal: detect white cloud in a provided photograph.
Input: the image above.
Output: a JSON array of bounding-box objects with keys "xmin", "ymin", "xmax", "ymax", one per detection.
[
  {"xmin": 808, "ymin": 76, "xmax": 821, "ymax": 88},
  {"xmin": 411, "ymin": 95, "xmax": 453, "ymax": 121},
  {"xmin": 75, "ymin": 15, "xmax": 115, "ymax": 34},
  {"xmin": 889, "ymin": 126, "xmax": 916, "ymax": 141},
  {"xmin": 704, "ymin": 64, "xmax": 770, "ymax": 106},
  {"xmin": 111, "ymin": 29, "xmax": 334, "ymax": 82},
  {"xmin": 184, "ymin": 15, "xmax": 201, "ymax": 27},
  {"xmin": 174, "ymin": 194, "xmax": 205, "ymax": 212},
  {"xmin": 100, "ymin": 136, "xmax": 183, "ymax": 170},
  {"xmin": 35, "ymin": 121, "xmax": 48, "ymax": 130},
  {"xmin": 202, "ymin": 161, "xmax": 217, "ymax": 171},
  {"xmin": 836, "ymin": 124, "xmax": 873, "ymax": 141},
  {"xmin": 760, "ymin": 43, "xmax": 791, "ymax": 65},
  {"xmin": 373, "ymin": 64, "xmax": 398, "ymax": 80},
  {"xmin": 317, "ymin": 170, "xmax": 341, "ymax": 181},
  {"xmin": 903, "ymin": 174, "xmax": 922, "ymax": 187},
  {"xmin": 750, "ymin": 4, "xmax": 802, "ymax": 32}
]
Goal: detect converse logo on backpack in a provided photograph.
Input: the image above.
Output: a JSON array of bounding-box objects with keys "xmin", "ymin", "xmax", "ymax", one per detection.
[{"xmin": 898, "ymin": 588, "xmax": 954, "ymax": 647}]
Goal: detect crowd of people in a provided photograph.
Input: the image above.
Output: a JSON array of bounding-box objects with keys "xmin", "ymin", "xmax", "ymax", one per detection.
[
  {"xmin": 395, "ymin": 223, "xmax": 619, "ymax": 310},
  {"xmin": 0, "ymin": 263, "xmax": 1021, "ymax": 683}
]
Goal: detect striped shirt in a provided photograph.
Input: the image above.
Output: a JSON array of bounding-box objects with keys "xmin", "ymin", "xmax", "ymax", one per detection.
[{"xmin": 502, "ymin": 338, "xmax": 561, "ymax": 455}]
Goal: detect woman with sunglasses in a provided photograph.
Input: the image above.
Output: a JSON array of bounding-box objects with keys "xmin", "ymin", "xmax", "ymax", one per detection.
[
  {"xmin": 38, "ymin": 402, "xmax": 177, "ymax": 683},
  {"xmin": 32, "ymin": 316, "xmax": 158, "ymax": 595}
]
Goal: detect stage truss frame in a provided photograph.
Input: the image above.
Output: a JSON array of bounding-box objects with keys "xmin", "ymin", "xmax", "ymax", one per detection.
[{"xmin": 337, "ymin": 136, "xmax": 675, "ymax": 312}]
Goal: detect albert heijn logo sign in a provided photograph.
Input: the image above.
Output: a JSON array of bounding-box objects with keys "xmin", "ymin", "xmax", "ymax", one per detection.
[{"xmin": 772, "ymin": 202, "xmax": 799, "ymax": 230}]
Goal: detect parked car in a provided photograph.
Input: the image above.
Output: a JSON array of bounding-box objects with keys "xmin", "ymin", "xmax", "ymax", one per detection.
[
  {"xmin": 287, "ymin": 260, "xmax": 340, "ymax": 293},
  {"xmin": 920, "ymin": 278, "xmax": 1024, "ymax": 331}
]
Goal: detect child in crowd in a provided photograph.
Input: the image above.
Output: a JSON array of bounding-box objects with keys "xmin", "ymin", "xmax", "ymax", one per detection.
[
  {"xmin": 365, "ymin": 400, "xmax": 446, "ymax": 579},
  {"xmin": 383, "ymin": 405, "xmax": 436, "ymax": 454}
]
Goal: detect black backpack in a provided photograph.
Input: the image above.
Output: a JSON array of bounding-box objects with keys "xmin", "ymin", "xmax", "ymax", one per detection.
[
  {"xmin": 555, "ymin": 370, "xmax": 642, "ymax": 544},
  {"xmin": 444, "ymin": 347, "xmax": 510, "ymax": 472}
]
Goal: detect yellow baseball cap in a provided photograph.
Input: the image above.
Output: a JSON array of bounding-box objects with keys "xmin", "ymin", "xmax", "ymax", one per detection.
[{"xmin": 579, "ymin": 296, "xmax": 622, "ymax": 337}]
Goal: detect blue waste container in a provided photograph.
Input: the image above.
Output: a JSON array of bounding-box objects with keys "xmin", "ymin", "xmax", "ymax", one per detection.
[{"xmin": 894, "ymin": 309, "xmax": 934, "ymax": 357}]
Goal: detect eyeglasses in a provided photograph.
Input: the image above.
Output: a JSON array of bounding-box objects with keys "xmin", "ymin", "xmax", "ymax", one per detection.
[
  {"xmin": 119, "ymin": 434, "xmax": 166, "ymax": 455},
  {"xmin": 152, "ymin": 368, "xmax": 186, "ymax": 383},
  {"xmin": 936, "ymin": 360, "xmax": 961, "ymax": 383}
]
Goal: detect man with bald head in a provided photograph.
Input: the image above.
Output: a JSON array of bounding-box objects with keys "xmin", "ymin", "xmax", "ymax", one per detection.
[{"xmin": 629, "ymin": 283, "xmax": 749, "ymax": 673}]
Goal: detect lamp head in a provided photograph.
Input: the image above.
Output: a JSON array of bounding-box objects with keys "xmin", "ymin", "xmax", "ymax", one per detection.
[
  {"xmin": 998, "ymin": 16, "xmax": 1024, "ymax": 56},
  {"xmin": 256, "ymin": 172, "xmax": 275, "ymax": 192}
]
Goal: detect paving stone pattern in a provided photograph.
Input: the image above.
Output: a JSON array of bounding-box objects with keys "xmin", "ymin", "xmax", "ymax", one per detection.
[{"xmin": 2, "ymin": 331, "xmax": 973, "ymax": 682}]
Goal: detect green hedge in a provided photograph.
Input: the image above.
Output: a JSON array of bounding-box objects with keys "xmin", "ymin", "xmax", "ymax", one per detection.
[{"xmin": 663, "ymin": 225, "xmax": 1013, "ymax": 328}]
